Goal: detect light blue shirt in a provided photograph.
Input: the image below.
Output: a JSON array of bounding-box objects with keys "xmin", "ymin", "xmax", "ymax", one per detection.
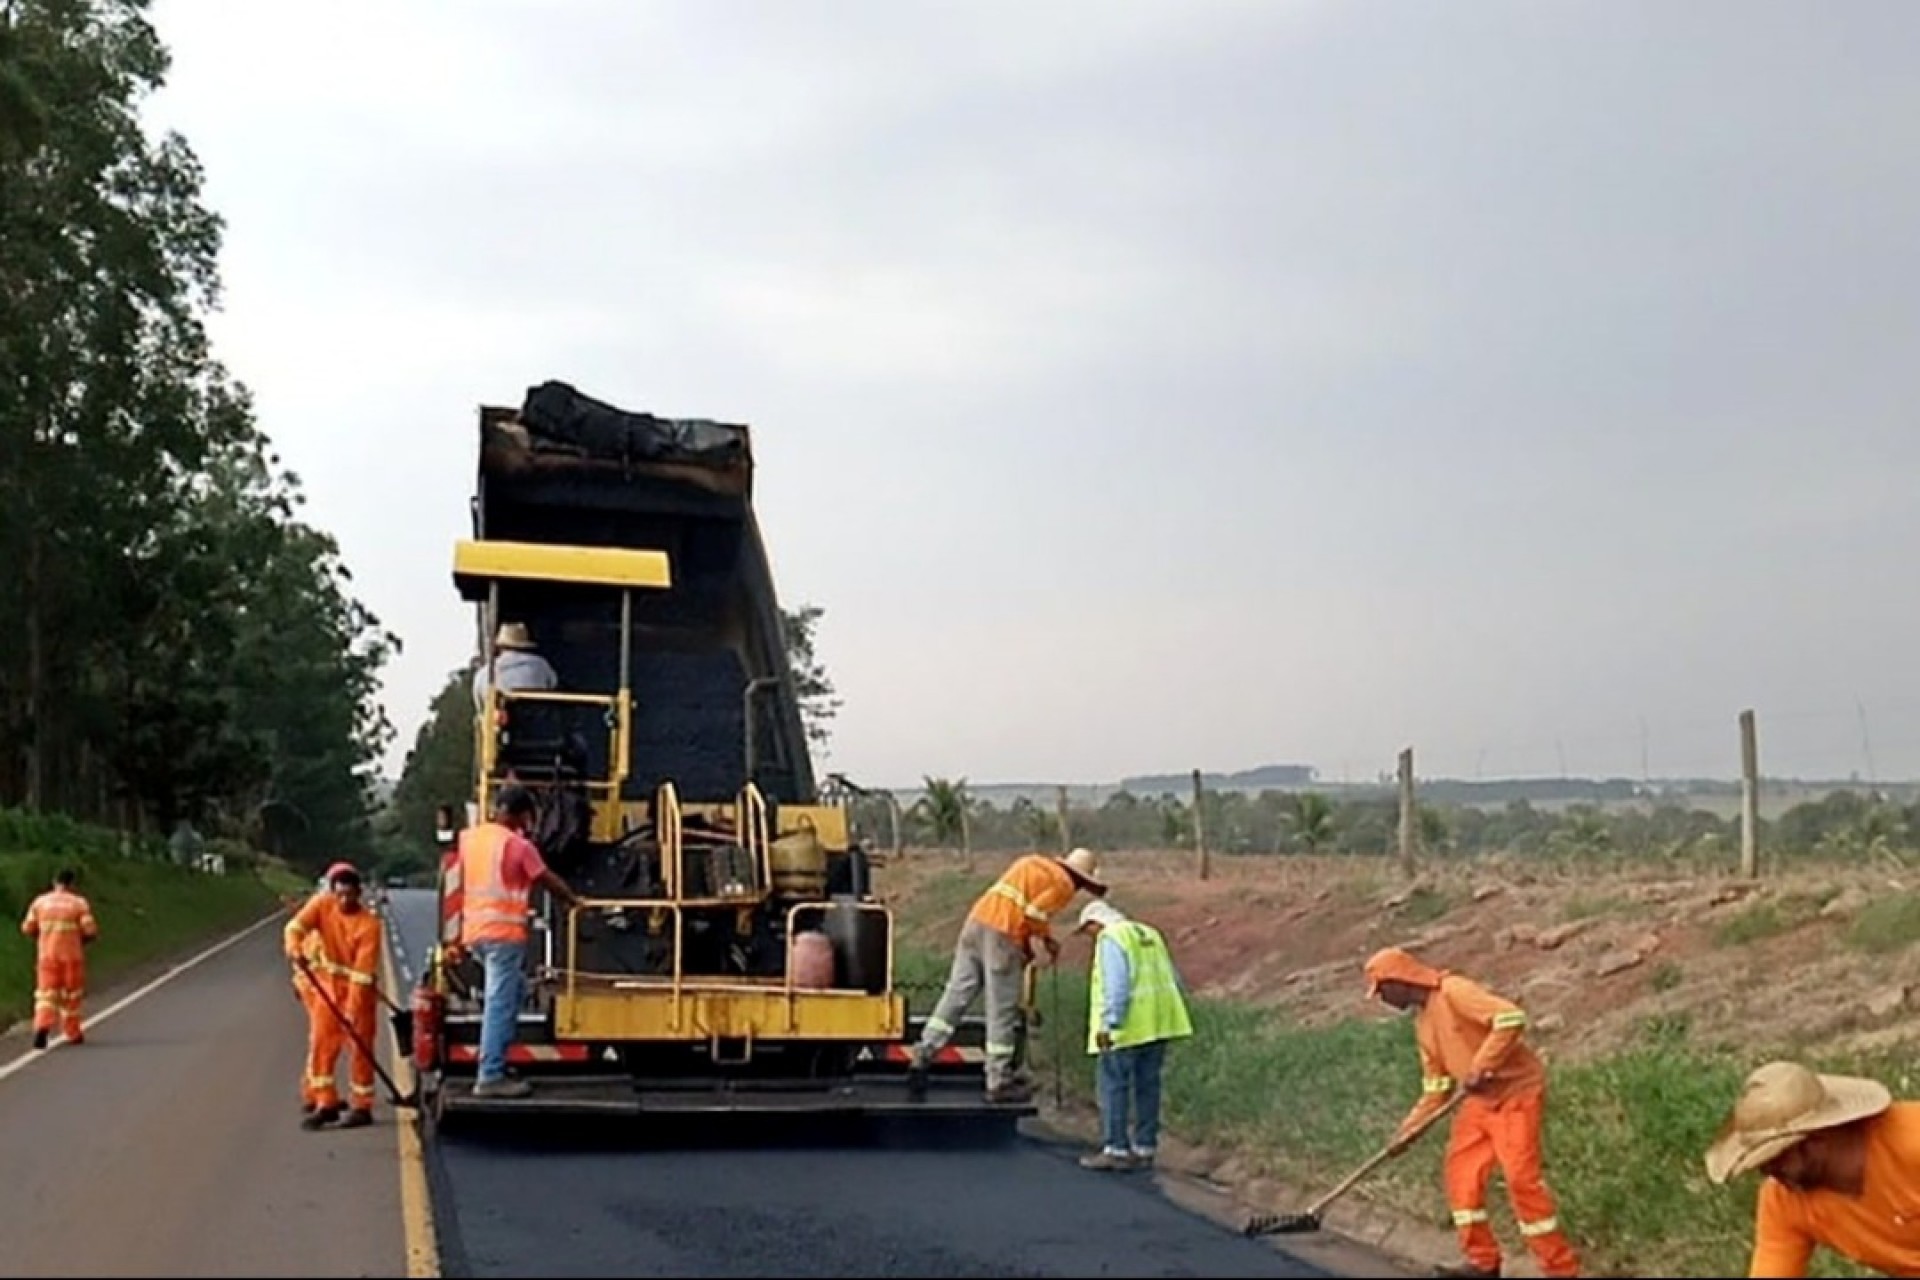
[{"xmin": 472, "ymin": 649, "xmax": 558, "ymax": 709}]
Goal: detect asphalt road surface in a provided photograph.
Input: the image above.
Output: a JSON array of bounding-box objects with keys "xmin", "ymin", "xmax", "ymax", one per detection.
[
  {"xmin": 0, "ymin": 910, "xmax": 410, "ymax": 1279},
  {"xmin": 385, "ymin": 889, "xmax": 1356, "ymax": 1280}
]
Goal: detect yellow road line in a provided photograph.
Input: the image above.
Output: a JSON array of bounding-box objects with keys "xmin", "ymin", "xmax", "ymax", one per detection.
[{"xmin": 383, "ymin": 935, "xmax": 441, "ymax": 1278}]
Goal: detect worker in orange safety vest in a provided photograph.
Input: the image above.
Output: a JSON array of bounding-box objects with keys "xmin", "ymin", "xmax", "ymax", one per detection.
[
  {"xmin": 1366, "ymin": 945, "xmax": 1581, "ymax": 1279},
  {"xmin": 284, "ymin": 861, "xmax": 385, "ymax": 1129},
  {"xmin": 20, "ymin": 868, "xmax": 99, "ymax": 1050},
  {"xmin": 906, "ymin": 848, "xmax": 1107, "ymax": 1104}
]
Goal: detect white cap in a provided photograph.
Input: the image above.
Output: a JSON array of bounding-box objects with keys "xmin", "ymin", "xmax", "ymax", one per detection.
[{"xmin": 1077, "ymin": 899, "xmax": 1128, "ymax": 932}]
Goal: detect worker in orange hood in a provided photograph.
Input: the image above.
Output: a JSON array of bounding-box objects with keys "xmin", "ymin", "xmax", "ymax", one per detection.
[
  {"xmin": 1365, "ymin": 946, "xmax": 1581, "ymax": 1279},
  {"xmin": 284, "ymin": 861, "xmax": 385, "ymax": 1129},
  {"xmin": 20, "ymin": 867, "xmax": 99, "ymax": 1050}
]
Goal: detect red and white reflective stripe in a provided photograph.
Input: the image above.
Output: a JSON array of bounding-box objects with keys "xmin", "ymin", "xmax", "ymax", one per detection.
[
  {"xmin": 885, "ymin": 1045, "xmax": 986, "ymax": 1064},
  {"xmin": 446, "ymin": 1043, "xmax": 592, "ymax": 1064}
]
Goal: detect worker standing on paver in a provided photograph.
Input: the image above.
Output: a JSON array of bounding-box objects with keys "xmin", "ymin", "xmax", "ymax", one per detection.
[
  {"xmin": 456, "ymin": 783, "xmax": 583, "ymax": 1099},
  {"xmin": 20, "ymin": 868, "xmax": 99, "ymax": 1050},
  {"xmin": 284, "ymin": 862, "xmax": 384, "ymax": 1129},
  {"xmin": 1074, "ymin": 898, "xmax": 1193, "ymax": 1171},
  {"xmin": 906, "ymin": 847, "xmax": 1106, "ymax": 1104},
  {"xmin": 1705, "ymin": 1059, "xmax": 1920, "ymax": 1278},
  {"xmin": 1365, "ymin": 946, "xmax": 1581, "ymax": 1280}
]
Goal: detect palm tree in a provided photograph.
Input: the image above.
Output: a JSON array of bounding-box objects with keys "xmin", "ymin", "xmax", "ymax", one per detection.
[
  {"xmin": 916, "ymin": 776, "xmax": 970, "ymax": 851},
  {"xmin": 1287, "ymin": 792, "xmax": 1335, "ymax": 853}
]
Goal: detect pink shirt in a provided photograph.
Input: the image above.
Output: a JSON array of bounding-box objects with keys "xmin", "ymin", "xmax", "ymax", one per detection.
[{"xmin": 499, "ymin": 830, "xmax": 549, "ymax": 891}]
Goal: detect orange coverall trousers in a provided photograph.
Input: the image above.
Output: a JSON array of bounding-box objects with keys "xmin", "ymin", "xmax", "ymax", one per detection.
[
  {"xmin": 1445, "ymin": 1088, "xmax": 1580, "ymax": 1278},
  {"xmin": 295, "ymin": 971, "xmax": 377, "ymax": 1112},
  {"xmin": 33, "ymin": 953, "xmax": 86, "ymax": 1040}
]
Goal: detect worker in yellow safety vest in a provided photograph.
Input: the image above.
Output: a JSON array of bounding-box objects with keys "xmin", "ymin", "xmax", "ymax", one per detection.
[{"xmin": 1074, "ymin": 899, "xmax": 1192, "ymax": 1171}]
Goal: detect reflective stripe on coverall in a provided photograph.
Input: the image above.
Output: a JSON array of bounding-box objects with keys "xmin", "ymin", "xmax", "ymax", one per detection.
[{"xmin": 21, "ymin": 888, "xmax": 98, "ymax": 1040}]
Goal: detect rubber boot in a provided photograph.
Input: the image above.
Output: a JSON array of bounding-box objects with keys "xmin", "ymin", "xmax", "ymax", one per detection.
[
  {"xmin": 338, "ymin": 1108, "xmax": 374, "ymax": 1129},
  {"xmin": 31, "ymin": 1030, "xmax": 48, "ymax": 1051}
]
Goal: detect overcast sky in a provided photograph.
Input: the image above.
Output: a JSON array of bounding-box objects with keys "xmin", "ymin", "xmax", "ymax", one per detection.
[{"xmin": 143, "ymin": 0, "xmax": 1920, "ymax": 787}]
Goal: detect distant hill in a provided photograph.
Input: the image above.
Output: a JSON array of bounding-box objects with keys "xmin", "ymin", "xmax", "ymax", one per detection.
[{"xmin": 1121, "ymin": 763, "xmax": 1316, "ymax": 794}]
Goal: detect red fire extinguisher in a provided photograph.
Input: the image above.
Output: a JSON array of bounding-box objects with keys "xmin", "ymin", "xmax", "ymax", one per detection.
[{"xmin": 411, "ymin": 981, "xmax": 445, "ymax": 1072}]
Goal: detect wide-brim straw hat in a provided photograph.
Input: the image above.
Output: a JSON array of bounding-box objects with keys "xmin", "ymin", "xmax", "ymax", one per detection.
[
  {"xmin": 494, "ymin": 621, "xmax": 536, "ymax": 651},
  {"xmin": 1703, "ymin": 1060, "xmax": 1893, "ymax": 1184},
  {"xmin": 1056, "ymin": 847, "xmax": 1107, "ymax": 895}
]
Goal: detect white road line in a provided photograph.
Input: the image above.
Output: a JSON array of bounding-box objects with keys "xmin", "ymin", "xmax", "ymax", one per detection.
[{"xmin": 0, "ymin": 909, "xmax": 286, "ymax": 1084}]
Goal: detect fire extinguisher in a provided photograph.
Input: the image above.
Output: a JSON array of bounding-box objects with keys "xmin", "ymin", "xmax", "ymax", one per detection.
[{"xmin": 411, "ymin": 980, "xmax": 445, "ymax": 1073}]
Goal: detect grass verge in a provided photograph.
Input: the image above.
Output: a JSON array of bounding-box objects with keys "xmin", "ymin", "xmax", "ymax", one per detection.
[{"xmin": 0, "ymin": 819, "xmax": 282, "ymax": 1034}]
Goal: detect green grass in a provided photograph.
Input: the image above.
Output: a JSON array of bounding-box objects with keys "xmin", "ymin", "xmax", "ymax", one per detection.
[
  {"xmin": 896, "ymin": 935, "xmax": 1888, "ymax": 1279},
  {"xmin": 1561, "ymin": 891, "xmax": 1631, "ymax": 923},
  {"xmin": 1398, "ymin": 885, "xmax": 1455, "ymax": 925},
  {"xmin": 1844, "ymin": 890, "xmax": 1920, "ymax": 955},
  {"xmin": 1649, "ymin": 960, "xmax": 1684, "ymax": 992},
  {"xmin": 0, "ymin": 824, "xmax": 282, "ymax": 1033},
  {"xmin": 1714, "ymin": 893, "xmax": 1823, "ymax": 946}
]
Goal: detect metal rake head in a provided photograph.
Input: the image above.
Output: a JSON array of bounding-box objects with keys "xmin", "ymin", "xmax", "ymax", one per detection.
[{"xmin": 1242, "ymin": 1209, "xmax": 1323, "ymax": 1237}]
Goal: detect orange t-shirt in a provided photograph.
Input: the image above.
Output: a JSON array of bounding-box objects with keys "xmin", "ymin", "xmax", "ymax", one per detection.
[
  {"xmin": 1748, "ymin": 1102, "xmax": 1920, "ymax": 1278},
  {"xmin": 1399, "ymin": 973, "xmax": 1547, "ymax": 1135},
  {"xmin": 967, "ymin": 854, "xmax": 1078, "ymax": 947}
]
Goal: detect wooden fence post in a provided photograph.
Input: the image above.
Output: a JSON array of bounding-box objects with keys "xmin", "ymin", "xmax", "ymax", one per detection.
[
  {"xmin": 1740, "ymin": 709, "xmax": 1760, "ymax": 879},
  {"xmin": 1191, "ymin": 768, "xmax": 1210, "ymax": 882},
  {"xmin": 1397, "ymin": 747, "xmax": 1416, "ymax": 876},
  {"xmin": 1055, "ymin": 784, "xmax": 1072, "ymax": 852}
]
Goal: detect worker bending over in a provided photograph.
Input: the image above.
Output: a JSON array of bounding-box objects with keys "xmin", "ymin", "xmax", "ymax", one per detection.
[
  {"xmin": 285, "ymin": 862, "xmax": 384, "ymax": 1129},
  {"xmin": 907, "ymin": 847, "xmax": 1106, "ymax": 1104},
  {"xmin": 1366, "ymin": 946, "xmax": 1581, "ymax": 1279},
  {"xmin": 1706, "ymin": 1060, "xmax": 1919, "ymax": 1277},
  {"xmin": 20, "ymin": 868, "xmax": 99, "ymax": 1050}
]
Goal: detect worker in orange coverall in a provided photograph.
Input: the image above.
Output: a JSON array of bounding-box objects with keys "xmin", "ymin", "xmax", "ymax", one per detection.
[
  {"xmin": 20, "ymin": 867, "xmax": 99, "ymax": 1050},
  {"xmin": 1366, "ymin": 946, "xmax": 1581, "ymax": 1280},
  {"xmin": 284, "ymin": 861, "xmax": 384, "ymax": 1130}
]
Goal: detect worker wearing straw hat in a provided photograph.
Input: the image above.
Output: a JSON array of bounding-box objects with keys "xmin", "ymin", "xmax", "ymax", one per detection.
[
  {"xmin": 906, "ymin": 847, "xmax": 1106, "ymax": 1105},
  {"xmin": 1705, "ymin": 1060, "xmax": 1919, "ymax": 1277},
  {"xmin": 471, "ymin": 620, "xmax": 559, "ymax": 710}
]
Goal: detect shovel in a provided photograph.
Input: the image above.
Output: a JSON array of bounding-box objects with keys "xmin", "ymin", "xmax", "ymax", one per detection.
[
  {"xmin": 298, "ymin": 959, "xmax": 421, "ymax": 1110},
  {"xmin": 1243, "ymin": 1090, "xmax": 1466, "ymax": 1237}
]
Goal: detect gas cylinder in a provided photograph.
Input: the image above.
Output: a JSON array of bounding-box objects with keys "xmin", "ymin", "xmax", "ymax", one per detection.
[
  {"xmin": 789, "ymin": 930, "xmax": 836, "ymax": 990},
  {"xmin": 411, "ymin": 981, "xmax": 445, "ymax": 1071}
]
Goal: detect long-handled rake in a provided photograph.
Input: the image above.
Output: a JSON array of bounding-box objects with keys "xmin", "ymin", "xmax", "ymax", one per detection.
[
  {"xmin": 297, "ymin": 958, "xmax": 421, "ymax": 1110},
  {"xmin": 1243, "ymin": 1090, "xmax": 1466, "ymax": 1236}
]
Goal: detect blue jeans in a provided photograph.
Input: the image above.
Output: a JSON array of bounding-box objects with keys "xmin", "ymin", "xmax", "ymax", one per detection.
[
  {"xmin": 1098, "ymin": 1039, "xmax": 1168, "ymax": 1155},
  {"xmin": 471, "ymin": 939, "xmax": 526, "ymax": 1084}
]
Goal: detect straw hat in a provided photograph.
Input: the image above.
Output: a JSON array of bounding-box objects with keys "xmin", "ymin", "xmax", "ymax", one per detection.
[
  {"xmin": 1703, "ymin": 1061, "xmax": 1892, "ymax": 1184},
  {"xmin": 1057, "ymin": 847, "xmax": 1106, "ymax": 894},
  {"xmin": 494, "ymin": 621, "xmax": 536, "ymax": 651},
  {"xmin": 1077, "ymin": 899, "xmax": 1128, "ymax": 934}
]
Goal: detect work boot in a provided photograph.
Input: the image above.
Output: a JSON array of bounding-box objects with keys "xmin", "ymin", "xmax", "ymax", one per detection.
[
  {"xmin": 1129, "ymin": 1147, "xmax": 1156, "ymax": 1169},
  {"xmin": 1432, "ymin": 1264, "xmax": 1500, "ymax": 1279},
  {"xmin": 338, "ymin": 1108, "xmax": 374, "ymax": 1129},
  {"xmin": 985, "ymin": 1079, "xmax": 1033, "ymax": 1105},
  {"xmin": 1077, "ymin": 1149, "xmax": 1133, "ymax": 1172},
  {"xmin": 31, "ymin": 1030, "xmax": 48, "ymax": 1051},
  {"xmin": 472, "ymin": 1077, "xmax": 533, "ymax": 1099},
  {"xmin": 301, "ymin": 1105, "xmax": 342, "ymax": 1130}
]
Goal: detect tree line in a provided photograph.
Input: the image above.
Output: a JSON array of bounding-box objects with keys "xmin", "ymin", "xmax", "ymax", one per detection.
[
  {"xmin": 0, "ymin": 1, "xmax": 394, "ymax": 868},
  {"xmin": 864, "ymin": 776, "xmax": 1919, "ymax": 867}
]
